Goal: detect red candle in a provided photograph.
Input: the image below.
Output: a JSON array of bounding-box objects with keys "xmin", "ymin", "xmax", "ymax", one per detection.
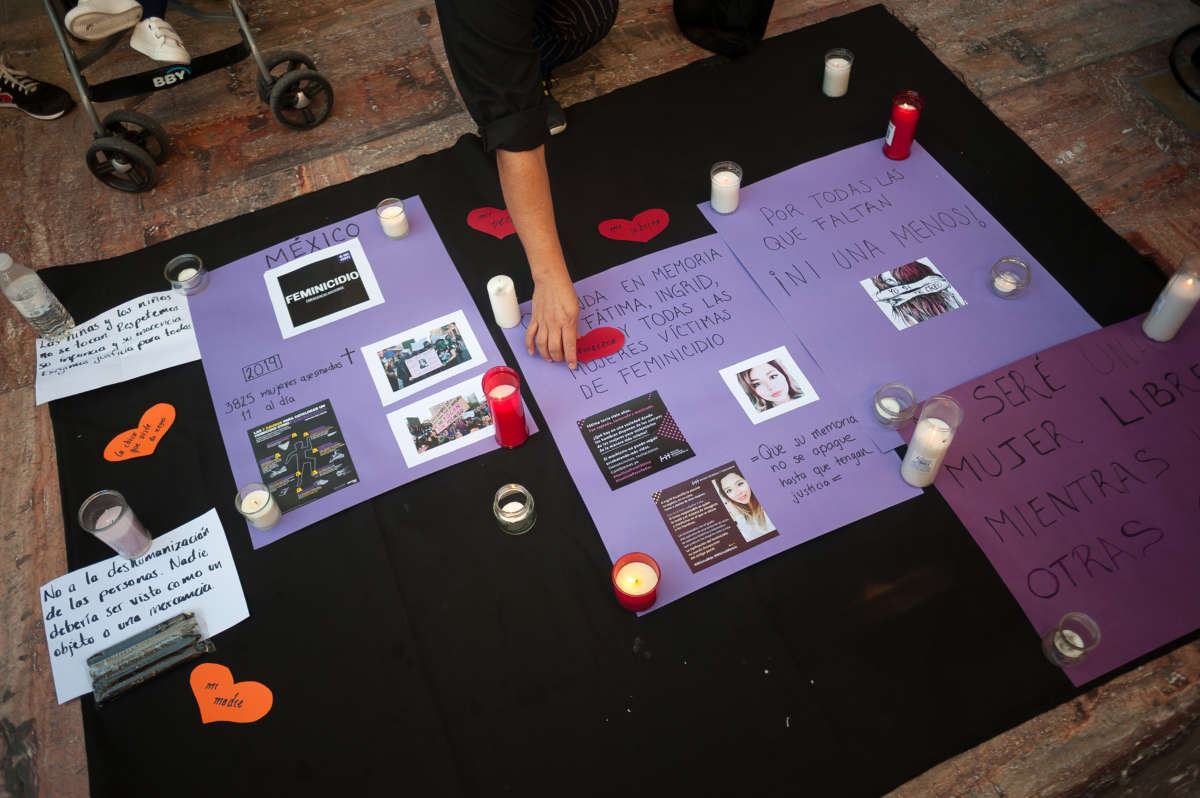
[
  {"xmin": 611, "ymin": 552, "xmax": 660, "ymax": 612},
  {"xmin": 882, "ymin": 90, "xmax": 924, "ymax": 160},
  {"xmin": 482, "ymin": 366, "xmax": 528, "ymax": 448}
]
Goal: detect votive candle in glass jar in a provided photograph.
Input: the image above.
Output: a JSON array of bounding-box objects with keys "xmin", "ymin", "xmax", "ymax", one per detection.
[{"xmin": 900, "ymin": 395, "xmax": 962, "ymax": 487}]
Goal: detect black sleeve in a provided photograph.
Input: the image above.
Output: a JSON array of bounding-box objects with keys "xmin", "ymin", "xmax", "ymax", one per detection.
[{"xmin": 434, "ymin": 0, "xmax": 550, "ymax": 152}]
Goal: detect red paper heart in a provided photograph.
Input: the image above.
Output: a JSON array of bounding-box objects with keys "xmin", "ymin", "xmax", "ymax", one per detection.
[
  {"xmin": 576, "ymin": 327, "xmax": 626, "ymax": 362},
  {"xmin": 598, "ymin": 209, "xmax": 670, "ymax": 243},
  {"xmin": 103, "ymin": 403, "xmax": 175, "ymax": 461},
  {"xmin": 190, "ymin": 663, "xmax": 273, "ymax": 724},
  {"xmin": 467, "ymin": 207, "xmax": 516, "ymax": 239}
]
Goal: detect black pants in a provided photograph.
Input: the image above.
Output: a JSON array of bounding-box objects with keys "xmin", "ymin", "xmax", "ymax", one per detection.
[{"xmin": 532, "ymin": 0, "xmax": 619, "ymax": 74}]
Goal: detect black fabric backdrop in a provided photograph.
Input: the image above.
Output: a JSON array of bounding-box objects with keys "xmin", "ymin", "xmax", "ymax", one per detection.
[{"xmin": 40, "ymin": 6, "xmax": 1182, "ymax": 796}]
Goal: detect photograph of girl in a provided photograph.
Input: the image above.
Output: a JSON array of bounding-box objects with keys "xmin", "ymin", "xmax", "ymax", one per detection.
[
  {"xmin": 713, "ymin": 469, "xmax": 776, "ymax": 542},
  {"xmin": 737, "ymin": 359, "xmax": 805, "ymax": 413},
  {"xmin": 718, "ymin": 345, "xmax": 819, "ymax": 424},
  {"xmin": 861, "ymin": 257, "xmax": 966, "ymax": 330}
]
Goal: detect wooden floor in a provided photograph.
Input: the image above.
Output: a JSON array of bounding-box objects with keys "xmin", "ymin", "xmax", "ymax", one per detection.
[{"xmin": 2, "ymin": 1, "xmax": 1199, "ymax": 795}]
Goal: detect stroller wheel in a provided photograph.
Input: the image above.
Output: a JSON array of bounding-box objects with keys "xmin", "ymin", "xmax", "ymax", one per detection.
[
  {"xmin": 86, "ymin": 137, "xmax": 159, "ymax": 193},
  {"xmin": 101, "ymin": 110, "xmax": 170, "ymax": 165},
  {"xmin": 256, "ymin": 50, "xmax": 317, "ymax": 103},
  {"xmin": 270, "ymin": 69, "xmax": 334, "ymax": 130}
]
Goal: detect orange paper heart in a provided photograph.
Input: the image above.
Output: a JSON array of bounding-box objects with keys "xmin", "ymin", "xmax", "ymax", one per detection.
[
  {"xmin": 103, "ymin": 403, "xmax": 175, "ymax": 461},
  {"xmin": 190, "ymin": 662, "xmax": 273, "ymax": 724}
]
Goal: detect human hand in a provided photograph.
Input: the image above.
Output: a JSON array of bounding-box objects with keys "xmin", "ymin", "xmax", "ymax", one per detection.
[{"xmin": 525, "ymin": 270, "xmax": 580, "ymax": 369}]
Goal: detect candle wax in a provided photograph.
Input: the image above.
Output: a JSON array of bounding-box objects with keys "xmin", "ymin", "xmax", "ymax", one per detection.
[
  {"xmin": 241, "ymin": 490, "xmax": 270, "ymax": 514},
  {"xmin": 501, "ymin": 501, "xmax": 524, "ymax": 514},
  {"xmin": 878, "ymin": 397, "xmax": 902, "ymax": 415},
  {"xmin": 1143, "ymin": 274, "xmax": 1200, "ymax": 341},
  {"xmin": 710, "ymin": 170, "xmax": 740, "ymax": 214},
  {"xmin": 615, "ymin": 562, "xmax": 658, "ymax": 595},
  {"xmin": 489, "ymin": 384, "xmax": 516, "ymax": 400},
  {"xmin": 1053, "ymin": 628, "xmax": 1085, "ymax": 657},
  {"xmin": 822, "ymin": 57, "xmax": 851, "ymax": 97},
  {"xmin": 95, "ymin": 505, "xmax": 122, "ymax": 528},
  {"xmin": 379, "ymin": 206, "xmax": 403, "ymax": 219},
  {"xmin": 175, "ymin": 267, "xmax": 198, "ymax": 282},
  {"xmin": 993, "ymin": 272, "xmax": 1020, "ymax": 293}
]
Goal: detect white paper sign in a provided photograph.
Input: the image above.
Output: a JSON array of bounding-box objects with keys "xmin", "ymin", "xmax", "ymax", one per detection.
[
  {"xmin": 39, "ymin": 509, "xmax": 249, "ymax": 704},
  {"xmin": 35, "ymin": 291, "xmax": 201, "ymax": 405}
]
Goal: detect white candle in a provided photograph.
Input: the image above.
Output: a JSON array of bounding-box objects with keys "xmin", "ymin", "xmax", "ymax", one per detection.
[
  {"xmin": 378, "ymin": 203, "xmax": 410, "ymax": 239},
  {"xmin": 901, "ymin": 417, "xmax": 953, "ymax": 487},
  {"xmin": 710, "ymin": 169, "xmax": 741, "ymax": 214},
  {"xmin": 992, "ymin": 272, "xmax": 1020, "ymax": 295},
  {"xmin": 615, "ymin": 561, "xmax": 658, "ymax": 596},
  {"xmin": 487, "ymin": 275, "xmax": 521, "ymax": 328},
  {"xmin": 877, "ymin": 396, "xmax": 901, "ymax": 417},
  {"xmin": 488, "ymin": 384, "xmax": 516, "ymax": 400},
  {"xmin": 175, "ymin": 267, "xmax": 198, "ymax": 282},
  {"xmin": 239, "ymin": 488, "xmax": 282, "ymax": 530},
  {"xmin": 1142, "ymin": 272, "xmax": 1200, "ymax": 341},
  {"xmin": 1053, "ymin": 628, "xmax": 1085, "ymax": 658},
  {"xmin": 822, "ymin": 56, "xmax": 852, "ymax": 97},
  {"xmin": 501, "ymin": 501, "xmax": 524, "ymax": 514},
  {"xmin": 90, "ymin": 504, "xmax": 152, "ymax": 558}
]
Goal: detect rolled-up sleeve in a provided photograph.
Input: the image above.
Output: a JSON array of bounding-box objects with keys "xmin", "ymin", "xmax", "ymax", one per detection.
[{"xmin": 434, "ymin": 0, "xmax": 549, "ymax": 152}]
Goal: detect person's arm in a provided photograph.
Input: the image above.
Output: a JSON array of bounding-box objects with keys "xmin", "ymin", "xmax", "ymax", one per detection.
[{"xmin": 497, "ymin": 145, "xmax": 579, "ymax": 369}]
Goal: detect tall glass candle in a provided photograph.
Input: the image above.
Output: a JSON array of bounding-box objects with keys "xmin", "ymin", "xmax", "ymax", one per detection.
[
  {"xmin": 710, "ymin": 161, "xmax": 742, "ymax": 214},
  {"xmin": 612, "ymin": 552, "xmax": 660, "ymax": 612},
  {"xmin": 822, "ymin": 48, "xmax": 854, "ymax": 98},
  {"xmin": 78, "ymin": 489, "xmax": 153, "ymax": 559},
  {"xmin": 1142, "ymin": 253, "xmax": 1200, "ymax": 342},
  {"xmin": 482, "ymin": 366, "xmax": 529, "ymax": 448},
  {"xmin": 900, "ymin": 395, "xmax": 962, "ymax": 487},
  {"xmin": 882, "ymin": 90, "xmax": 924, "ymax": 160}
]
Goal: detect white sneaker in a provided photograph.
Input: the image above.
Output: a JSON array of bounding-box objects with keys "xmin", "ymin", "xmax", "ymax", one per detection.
[
  {"xmin": 130, "ymin": 18, "xmax": 191, "ymax": 65},
  {"xmin": 64, "ymin": 0, "xmax": 142, "ymax": 41}
]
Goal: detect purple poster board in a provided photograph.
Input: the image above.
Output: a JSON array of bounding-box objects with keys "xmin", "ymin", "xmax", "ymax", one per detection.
[
  {"xmin": 926, "ymin": 314, "xmax": 1200, "ymax": 685},
  {"xmin": 189, "ymin": 197, "xmax": 533, "ymax": 548},
  {"xmin": 503, "ymin": 235, "xmax": 920, "ymax": 612},
  {"xmin": 700, "ymin": 140, "xmax": 1099, "ymax": 447}
]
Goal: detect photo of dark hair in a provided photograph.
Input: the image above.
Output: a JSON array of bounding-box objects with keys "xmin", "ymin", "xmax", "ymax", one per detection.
[{"xmin": 869, "ymin": 260, "xmax": 965, "ymax": 328}]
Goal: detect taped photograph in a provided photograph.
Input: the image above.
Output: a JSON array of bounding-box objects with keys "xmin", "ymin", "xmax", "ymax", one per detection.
[
  {"xmin": 386, "ymin": 376, "xmax": 496, "ymax": 468},
  {"xmin": 361, "ymin": 310, "xmax": 486, "ymax": 406},
  {"xmin": 860, "ymin": 257, "xmax": 967, "ymax": 331},
  {"xmin": 718, "ymin": 345, "xmax": 819, "ymax": 424},
  {"xmin": 263, "ymin": 238, "xmax": 384, "ymax": 339}
]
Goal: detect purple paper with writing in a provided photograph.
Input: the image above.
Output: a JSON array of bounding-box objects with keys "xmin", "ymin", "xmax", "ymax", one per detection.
[
  {"xmin": 504, "ymin": 235, "xmax": 919, "ymax": 612},
  {"xmin": 189, "ymin": 197, "xmax": 534, "ymax": 548},
  {"xmin": 700, "ymin": 140, "xmax": 1099, "ymax": 447},
  {"xmin": 927, "ymin": 314, "xmax": 1200, "ymax": 685}
]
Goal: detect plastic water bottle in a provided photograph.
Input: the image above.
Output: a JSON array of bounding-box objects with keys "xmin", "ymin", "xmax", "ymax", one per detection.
[{"xmin": 0, "ymin": 252, "xmax": 74, "ymax": 342}]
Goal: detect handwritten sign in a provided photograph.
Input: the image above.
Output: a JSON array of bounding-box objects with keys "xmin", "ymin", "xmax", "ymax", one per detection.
[
  {"xmin": 503, "ymin": 235, "xmax": 919, "ymax": 611},
  {"xmin": 39, "ymin": 509, "xmax": 249, "ymax": 704},
  {"xmin": 188, "ymin": 199, "xmax": 531, "ymax": 549},
  {"xmin": 467, "ymin": 207, "xmax": 516, "ymax": 239},
  {"xmin": 189, "ymin": 663, "xmax": 273, "ymax": 724},
  {"xmin": 576, "ymin": 326, "xmax": 626, "ymax": 362},
  {"xmin": 598, "ymin": 208, "xmax": 670, "ymax": 243},
  {"xmin": 103, "ymin": 403, "xmax": 176, "ymax": 461},
  {"xmin": 35, "ymin": 291, "xmax": 201, "ymax": 405},
  {"xmin": 700, "ymin": 140, "xmax": 1098, "ymax": 447},
  {"xmin": 928, "ymin": 314, "xmax": 1200, "ymax": 685}
]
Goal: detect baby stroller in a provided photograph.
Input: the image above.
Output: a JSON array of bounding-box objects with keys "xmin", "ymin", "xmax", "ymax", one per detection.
[{"xmin": 45, "ymin": 0, "xmax": 334, "ymax": 192}]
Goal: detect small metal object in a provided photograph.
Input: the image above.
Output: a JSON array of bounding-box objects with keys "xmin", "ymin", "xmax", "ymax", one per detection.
[{"xmin": 87, "ymin": 612, "xmax": 215, "ymax": 704}]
